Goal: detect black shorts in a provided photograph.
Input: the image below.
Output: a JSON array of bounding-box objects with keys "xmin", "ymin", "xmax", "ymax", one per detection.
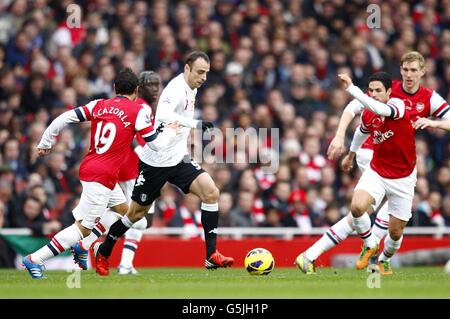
[{"xmin": 131, "ymin": 156, "xmax": 205, "ymax": 206}]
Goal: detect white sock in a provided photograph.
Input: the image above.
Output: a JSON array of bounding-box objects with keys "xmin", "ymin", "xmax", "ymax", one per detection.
[
  {"xmin": 80, "ymin": 209, "xmax": 120, "ymax": 249},
  {"xmin": 352, "ymin": 213, "xmax": 376, "ymax": 248},
  {"xmin": 131, "ymin": 216, "xmax": 147, "ymax": 230},
  {"xmin": 120, "ymin": 227, "xmax": 143, "ymax": 267},
  {"xmin": 31, "ymin": 224, "xmax": 83, "ymax": 264},
  {"xmin": 305, "ymin": 216, "xmax": 353, "ymax": 261},
  {"xmin": 373, "ymin": 202, "xmax": 389, "ymax": 244},
  {"xmin": 379, "ymin": 234, "xmax": 402, "ymax": 261}
]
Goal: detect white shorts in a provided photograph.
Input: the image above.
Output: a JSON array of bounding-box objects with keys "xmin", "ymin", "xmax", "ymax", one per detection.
[
  {"xmin": 73, "ymin": 181, "xmax": 127, "ymax": 229},
  {"xmin": 119, "ymin": 179, "xmax": 155, "ymax": 215},
  {"xmin": 354, "ymin": 166, "xmax": 417, "ymax": 221},
  {"xmin": 356, "ymin": 148, "xmax": 374, "ymax": 173}
]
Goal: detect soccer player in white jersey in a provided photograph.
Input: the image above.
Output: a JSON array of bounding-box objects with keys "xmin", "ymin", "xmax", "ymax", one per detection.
[
  {"xmin": 297, "ymin": 72, "xmax": 417, "ymax": 275},
  {"xmin": 92, "ymin": 51, "xmax": 234, "ymax": 276},
  {"xmin": 296, "ymin": 52, "xmax": 450, "ymax": 274},
  {"xmin": 22, "ymin": 68, "xmax": 179, "ymax": 278},
  {"xmin": 69, "ymin": 71, "xmax": 163, "ymax": 275}
]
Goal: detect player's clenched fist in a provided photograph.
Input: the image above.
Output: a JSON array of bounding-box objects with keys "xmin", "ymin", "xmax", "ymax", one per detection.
[
  {"xmin": 327, "ymin": 135, "xmax": 345, "ymax": 160},
  {"xmin": 338, "ymin": 74, "xmax": 353, "ymax": 89},
  {"xmin": 37, "ymin": 148, "xmax": 51, "ymax": 157}
]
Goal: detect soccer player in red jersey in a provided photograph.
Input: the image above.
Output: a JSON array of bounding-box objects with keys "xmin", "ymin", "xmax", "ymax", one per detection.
[
  {"xmin": 71, "ymin": 71, "xmax": 163, "ymax": 274},
  {"xmin": 22, "ymin": 68, "xmax": 180, "ymax": 278},
  {"xmin": 297, "ymin": 72, "xmax": 417, "ymax": 275},
  {"xmin": 296, "ymin": 52, "xmax": 449, "ymax": 274}
]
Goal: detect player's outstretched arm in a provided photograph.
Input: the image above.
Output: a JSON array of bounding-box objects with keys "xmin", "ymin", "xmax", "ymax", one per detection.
[
  {"xmin": 338, "ymin": 74, "xmax": 403, "ymax": 118},
  {"xmin": 37, "ymin": 108, "xmax": 84, "ymax": 156},
  {"xmin": 413, "ymin": 117, "xmax": 450, "ymax": 131}
]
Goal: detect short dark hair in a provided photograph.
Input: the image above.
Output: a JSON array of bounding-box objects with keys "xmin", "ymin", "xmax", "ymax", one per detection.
[
  {"xmin": 185, "ymin": 51, "xmax": 210, "ymax": 69},
  {"xmin": 368, "ymin": 72, "xmax": 392, "ymax": 90},
  {"xmin": 138, "ymin": 70, "xmax": 160, "ymax": 86},
  {"xmin": 114, "ymin": 68, "xmax": 138, "ymax": 95}
]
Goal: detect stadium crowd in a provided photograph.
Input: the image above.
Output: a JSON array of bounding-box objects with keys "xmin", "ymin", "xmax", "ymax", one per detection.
[{"xmin": 1, "ymin": 0, "xmax": 450, "ymax": 249}]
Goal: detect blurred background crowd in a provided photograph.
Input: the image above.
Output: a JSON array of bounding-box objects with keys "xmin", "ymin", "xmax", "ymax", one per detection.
[{"xmin": 1, "ymin": 0, "xmax": 450, "ymax": 243}]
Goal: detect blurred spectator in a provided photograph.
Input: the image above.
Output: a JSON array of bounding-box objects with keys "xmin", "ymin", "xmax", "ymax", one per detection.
[
  {"xmin": 8, "ymin": 195, "xmax": 60, "ymax": 236},
  {"xmin": 179, "ymin": 194, "xmax": 202, "ymax": 239},
  {"xmin": 0, "ymin": 199, "xmax": 16, "ymax": 267},
  {"xmin": 2, "ymin": 138, "xmax": 27, "ymax": 181},
  {"xmin": 230, "ymin": 191, "xmax": 256, "ymax": 227},
  {"xmin": 218, "ymin": 192, "xmax": 233, "ymax": 227},
  {"xmin": 442, "ymin": 195, "xmax": 450, "ymax": 226}
]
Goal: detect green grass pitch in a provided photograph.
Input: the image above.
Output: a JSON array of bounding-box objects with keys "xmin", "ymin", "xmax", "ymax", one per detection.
[{"xmin": 1, "ymin": 267, "xmax": 449, "ymax": 298}]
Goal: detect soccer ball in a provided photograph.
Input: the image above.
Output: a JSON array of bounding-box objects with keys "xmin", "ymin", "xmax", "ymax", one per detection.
[
  {"xmin": 244, "ymin": 248, "xmax": 275, "ymax": 275},
  {"xmin": 445, "ymin": 259, "xmax": 450, "ymax": 275}
]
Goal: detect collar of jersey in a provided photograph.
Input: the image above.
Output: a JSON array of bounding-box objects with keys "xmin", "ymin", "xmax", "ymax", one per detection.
[{"xmin": 181, "ymin": 74, "xmax": 196, "ymax": 93}]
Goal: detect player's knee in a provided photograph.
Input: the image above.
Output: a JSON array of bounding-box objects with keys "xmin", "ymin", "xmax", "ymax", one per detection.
[
  {"xmin": 350, "ymin": 199, "xmax": 367, "ymax": 217},
  {"xmin": 202, "ymin": 186, "xmax": 219, "ymax": 203},
  {"xmin": 128, "ymin": 205, "xmax": 148, "ymax": 223},
  {"xmin": 389, "ymin": 228, "xmax": 403, "ymax": 241}
]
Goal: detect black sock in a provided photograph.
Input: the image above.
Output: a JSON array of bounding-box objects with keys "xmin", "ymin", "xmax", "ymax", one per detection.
[
  {"xmin": 201, "ymin": 210, "xmax": 219, "ymax": 259},
  {"xmin": 98, "ymin": 219, "xmax": 130, "ymax": 257}
]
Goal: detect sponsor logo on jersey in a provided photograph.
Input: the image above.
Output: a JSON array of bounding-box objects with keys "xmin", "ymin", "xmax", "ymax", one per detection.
[{"xmin": 373, "ymin": 130, "xmax": 394, "ymax": 144}]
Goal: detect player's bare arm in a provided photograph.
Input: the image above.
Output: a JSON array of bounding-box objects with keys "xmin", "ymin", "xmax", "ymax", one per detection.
[
  {"xmin": 327, "ymin": 111, "xmax": 353, "ymax": 160},
  {"xmin": 37, "ymin": 107, "xmax": 89, "ymax": 157}
]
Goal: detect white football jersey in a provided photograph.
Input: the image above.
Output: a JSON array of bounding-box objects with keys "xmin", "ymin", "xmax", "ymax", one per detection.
[{"xmin": 140, "ymin": 73, "xmax": 200, "ymax": 167}]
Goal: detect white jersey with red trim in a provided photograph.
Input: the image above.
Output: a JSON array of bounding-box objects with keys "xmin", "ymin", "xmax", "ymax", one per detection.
[
  {"xmin": 77, "ymin": 96, "xmax": 155, "ymax": 189},
  {"xmin": 140, "ymin": 73, "xmax": 200, "ymax": 167}
]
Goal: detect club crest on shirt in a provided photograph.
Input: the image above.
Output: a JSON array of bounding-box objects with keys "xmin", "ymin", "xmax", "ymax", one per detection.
[
  {"xmin": 366, "ymin": 116, "xmax": 385, "ymax": 128},
  {"xmin": 416, "ymin": 102, "xmax": 425, "ymax": 112},
  {"xmin": 404, "ymin": 99, "xmax": 413, "ymax": 111},
  {"xmin": 140, "ymin": 194, "xmax": 148, "ymax": 202}
]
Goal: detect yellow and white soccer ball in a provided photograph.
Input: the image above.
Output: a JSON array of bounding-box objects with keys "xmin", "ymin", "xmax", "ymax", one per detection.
[{"xmin": 244, "ymin": 248, "xmax": 275, "ymax": 275}]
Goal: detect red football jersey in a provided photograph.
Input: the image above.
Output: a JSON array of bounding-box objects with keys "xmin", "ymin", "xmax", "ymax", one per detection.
[
  {"xmin": 118, "ymin": 98, "xmax": 153, "ymax": 181},
  {"xmin": 361, "ymin": 80, "xmax": 449, "ymax": 150},
  {"xmin": 360, "ymin": 98, "xmax": 416, "ymax": 179},
  {"xmin": 77, "ymin": 96, "xmax": 155, "ymax": 189}
]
